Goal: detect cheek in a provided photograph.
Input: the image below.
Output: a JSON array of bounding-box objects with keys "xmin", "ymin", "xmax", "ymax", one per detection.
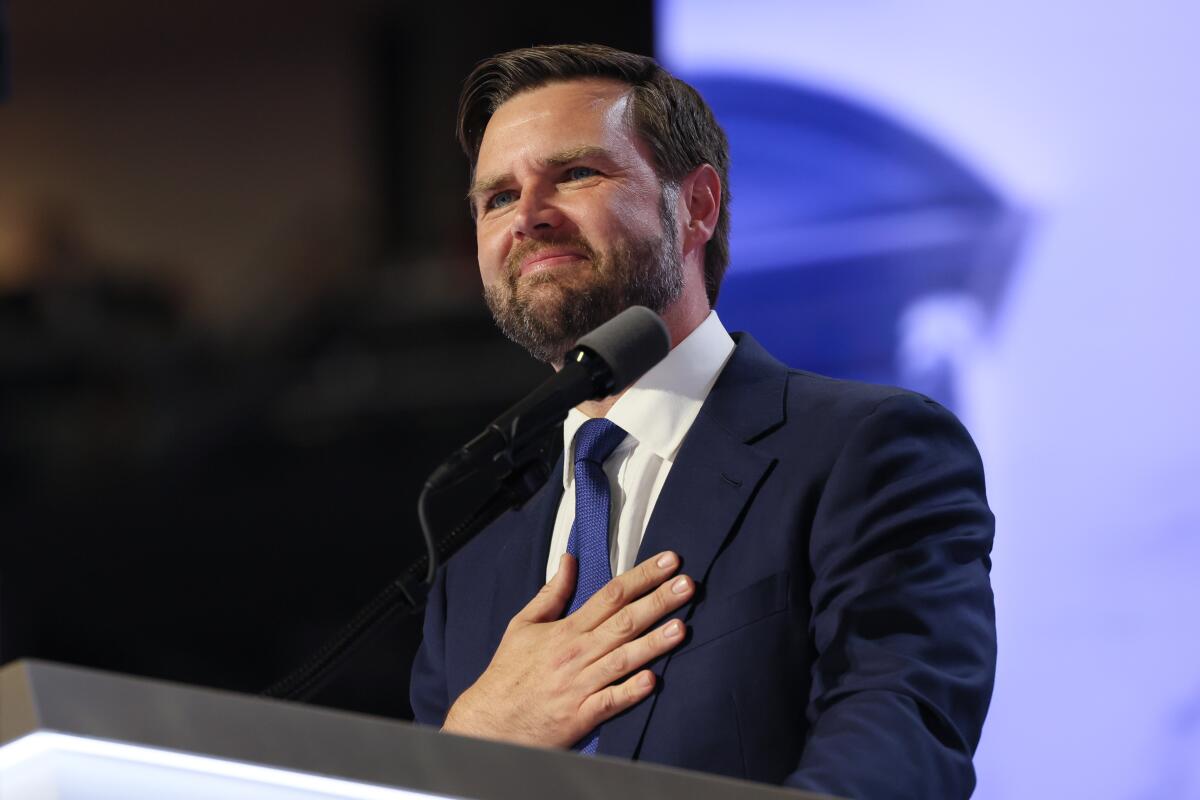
[
  {"xmin": 476, "ymin": 228, "xmax": 508, "ymax": 282},
  {"xmin": 576, "ymin": 190, "xmax": 661, "ymax": 242},
  {"xmin": 613, "ymin": 180, "xmax": 665, "ymax": 234}
]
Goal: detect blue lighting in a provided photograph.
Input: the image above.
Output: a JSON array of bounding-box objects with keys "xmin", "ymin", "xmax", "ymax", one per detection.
[{"xmin": 659, "ymin": 1, "xmax": 1200, "ymax": 797}]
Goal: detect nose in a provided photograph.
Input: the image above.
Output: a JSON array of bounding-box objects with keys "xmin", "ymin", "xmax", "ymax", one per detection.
[{"xmin": 511, "ymin": 188, "xmax": 564, "ymax": 240}]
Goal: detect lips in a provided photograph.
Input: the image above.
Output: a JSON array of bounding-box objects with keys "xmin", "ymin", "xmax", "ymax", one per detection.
[{"xmin": 519, "ymin": 248, "xmax": 588, "ymax": 276}]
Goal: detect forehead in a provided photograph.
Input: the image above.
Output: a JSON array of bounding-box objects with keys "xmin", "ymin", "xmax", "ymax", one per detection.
[{"xmin": 475, "ymin": 78, "xmax": 640, "ymax": 173}]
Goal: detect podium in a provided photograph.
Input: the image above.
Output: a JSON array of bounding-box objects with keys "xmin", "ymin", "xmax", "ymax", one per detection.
[{"xmin": 0, "ymin": 660, "xmax": 832, "ymax": 799}]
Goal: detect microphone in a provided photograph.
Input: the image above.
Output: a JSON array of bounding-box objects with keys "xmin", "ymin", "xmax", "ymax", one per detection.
[
  {"xmin": 425, "ymin": 305, "xmax": 671, "ymax": 492},
  {"xmin": 263, "ymin": 307, "xmax": 672, "ymax": 699}
]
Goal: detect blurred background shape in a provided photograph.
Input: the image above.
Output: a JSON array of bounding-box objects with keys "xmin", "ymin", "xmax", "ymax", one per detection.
[{"xmin": 690, "ymin": 74, "xmax": 1024, "ymax": 407}]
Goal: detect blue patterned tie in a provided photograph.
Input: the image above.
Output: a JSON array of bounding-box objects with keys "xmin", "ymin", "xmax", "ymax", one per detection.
[{"xmin": 565, "ymin": 417, "xmax": 627, "ymax": 754}]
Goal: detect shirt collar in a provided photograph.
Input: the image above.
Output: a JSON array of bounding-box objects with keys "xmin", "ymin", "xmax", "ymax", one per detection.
[{"xmin": 561, "ymin": 310, "xmax": 736, "ymax": 488}]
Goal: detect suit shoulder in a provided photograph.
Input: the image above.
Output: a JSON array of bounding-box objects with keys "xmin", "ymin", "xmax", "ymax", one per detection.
[
  {"xmin": 725, "ymin": 334, "xmax": 966, "ymax": 449},
  {"xmin": 783, "ymin": 368, "xmax": 944, "ymax": 424},
  {"xmin": 763, "ymin": 368, "xmax": 979, "ymax": 469}
]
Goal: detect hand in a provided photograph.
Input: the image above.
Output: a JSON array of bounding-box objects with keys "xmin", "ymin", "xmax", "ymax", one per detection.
[{"xmin": 441, "ymin": 550, "xmax": 694, "ymax": 749}]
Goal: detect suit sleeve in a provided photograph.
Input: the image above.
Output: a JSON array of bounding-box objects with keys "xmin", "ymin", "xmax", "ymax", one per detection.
[
  {"xmin": 785, "ymin": 393, "xmax": 997, "ymax": 799},
  {"xmin": 409, "ymin": 564, "xmax": 451, "ymax": 727}
]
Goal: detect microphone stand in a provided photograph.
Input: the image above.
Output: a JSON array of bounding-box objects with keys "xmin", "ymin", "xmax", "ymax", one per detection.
[{"xmin": 261, "ymin": 430, "xmax": 560, "ymax": 702}]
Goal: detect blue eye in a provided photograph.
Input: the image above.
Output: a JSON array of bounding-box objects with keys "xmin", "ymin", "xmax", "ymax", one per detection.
[
  {"xmin": 488, "ymin": 190, "xmax": 517, "ymax": 210},
  {"xmin": 566, "ymin": 166, "xmax": 598, "ymax": 181}
]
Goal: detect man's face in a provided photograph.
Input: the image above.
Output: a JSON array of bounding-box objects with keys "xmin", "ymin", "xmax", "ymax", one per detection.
[{"xmin": 470, "ymin": 78, "xmax": 682, "ymax": 365}]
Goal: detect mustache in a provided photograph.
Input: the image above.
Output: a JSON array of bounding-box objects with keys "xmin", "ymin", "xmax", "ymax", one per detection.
[{"xmin": 504, "ymin": 235, "xmax": 598, "ymax": 279}]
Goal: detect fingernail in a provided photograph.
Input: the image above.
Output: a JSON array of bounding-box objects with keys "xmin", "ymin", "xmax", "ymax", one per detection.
[
  {"xmin": 656, "ymin": 552, "xmax": 677, "ymax": 569},
  {"xmin": 639, "ymin": 673, "xmax": 653, "ymax": 688},
  {"xmin": 664, "ymin": 621, "xmax": 683, "ymax": 638},
  {"xmin": 671, "ymin": 577, "xmax": 690, "ymax": 594}
]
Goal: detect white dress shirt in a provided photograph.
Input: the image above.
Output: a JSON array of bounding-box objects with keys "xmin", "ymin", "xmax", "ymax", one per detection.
[{"xmin": 545, "ymin": 311, "xmax": 736, "ymax": 582}]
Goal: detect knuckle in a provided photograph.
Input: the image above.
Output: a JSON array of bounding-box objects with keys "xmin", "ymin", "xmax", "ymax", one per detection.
[
  {"xmin": 601, "ymin": 580, "xmax": 625, "ymax": 606},
  {"xmin": 605, "ymin": 647, "xmax": 630, "ymax": 676},
  {"xmin": 609, "ymin": 607, "xmax": 637, "ymax": 637},
  {"xmin": 552, "ymin": 642, "xmax": 583, "ymax": 670},
  {"xmin": 556, "ymin": 611, "xmax": 579, "ymax": 632},
  {"xmin": 550, "ymin": 705, "xmax": 573, "ymax": 729},
  {"xmin": 549, "ymin": 671, "xmax": 576, "ymax": 700}
]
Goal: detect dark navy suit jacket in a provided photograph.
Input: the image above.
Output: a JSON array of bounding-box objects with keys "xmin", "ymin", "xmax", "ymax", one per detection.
[{"xmin": 410, "ymin": 334, "xmax": 996, "ymax": 799}]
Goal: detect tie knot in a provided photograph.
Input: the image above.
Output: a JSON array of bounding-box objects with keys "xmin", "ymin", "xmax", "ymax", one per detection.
[{"xmin": 573, "ymin": 418, "xmax": 628, "ymax": 466}]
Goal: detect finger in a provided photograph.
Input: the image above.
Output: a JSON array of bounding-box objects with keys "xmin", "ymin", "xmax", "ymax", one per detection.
[
  {"xmin": 577, "ymin": 669, "xmax": 657, "ymax": 728},
  {"xmin": 515, "ymin": 554, "xmax": 576, "ymax": 624},
  {"xmin": 567, "ymin": 550, "xmax": 681, "ymax": 631},
  {"xmin": 590, "ymin": 573, "xmax": 694, "ymax": 650},
  {"xmin": 577, "ymin": 619, "xmax": 686, "ymax": 693}
]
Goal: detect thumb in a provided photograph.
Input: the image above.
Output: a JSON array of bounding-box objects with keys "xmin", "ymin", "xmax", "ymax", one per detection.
[{"xmin": 519, "ymin": 553, "xmax": 575, "ymax": 623}]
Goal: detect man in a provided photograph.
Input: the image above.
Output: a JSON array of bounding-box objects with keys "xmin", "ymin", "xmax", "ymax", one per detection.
[{"xmin": 410, "ymin": 44, "xmax": 996, "ymax": 799}]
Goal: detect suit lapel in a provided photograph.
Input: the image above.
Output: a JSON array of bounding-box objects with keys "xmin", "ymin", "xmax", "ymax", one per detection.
[
  {"xmin": 596, "ymin": 334, "xmax": 788, "ymax": 760},
  {"xmin": 487, "ymin": 458, "xmax": 565, "ymax": 656}
]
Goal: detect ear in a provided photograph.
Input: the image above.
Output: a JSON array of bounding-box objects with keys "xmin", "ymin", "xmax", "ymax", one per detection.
[{"xmin": 679, "ymin": 163, "xmax": 721, "ymax": 255}]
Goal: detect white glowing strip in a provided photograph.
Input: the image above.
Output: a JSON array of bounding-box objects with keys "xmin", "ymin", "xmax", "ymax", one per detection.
[{"xmin": 0, "ymin": 731, "xmax": 461, "ymax": 800}]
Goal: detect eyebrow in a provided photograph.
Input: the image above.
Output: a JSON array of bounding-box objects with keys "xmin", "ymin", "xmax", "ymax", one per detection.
[{"xmin": 466, "ymin": 145, "xmax": 615, "ymax": 206}]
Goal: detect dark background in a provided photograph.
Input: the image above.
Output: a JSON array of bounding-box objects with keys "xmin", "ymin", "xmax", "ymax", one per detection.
[{"xmin": 0, "ymin": 0, "xmax": 653, "ymax": 719}]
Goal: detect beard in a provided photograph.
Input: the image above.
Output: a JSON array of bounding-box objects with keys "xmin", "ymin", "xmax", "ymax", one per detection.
[{"xmin": 483, "ymin": 199, "xmax": 683, "ymax": 365}]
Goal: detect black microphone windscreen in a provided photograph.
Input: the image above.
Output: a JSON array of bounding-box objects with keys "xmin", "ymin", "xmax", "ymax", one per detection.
[{"xmin": 575, "ymin": 306, "xmax": 671, "ymax": 393}]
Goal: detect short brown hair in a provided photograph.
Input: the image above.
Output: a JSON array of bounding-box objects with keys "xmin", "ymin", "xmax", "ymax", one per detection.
[{"xmin": 457, "ymin": 43, "xmax": 731, "ymax": 306}]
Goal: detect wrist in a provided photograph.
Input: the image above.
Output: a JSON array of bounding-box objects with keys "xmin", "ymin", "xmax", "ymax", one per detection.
[{"xmin": 442, "ymin": 696, "xmax": 487, "ymax": 738}]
